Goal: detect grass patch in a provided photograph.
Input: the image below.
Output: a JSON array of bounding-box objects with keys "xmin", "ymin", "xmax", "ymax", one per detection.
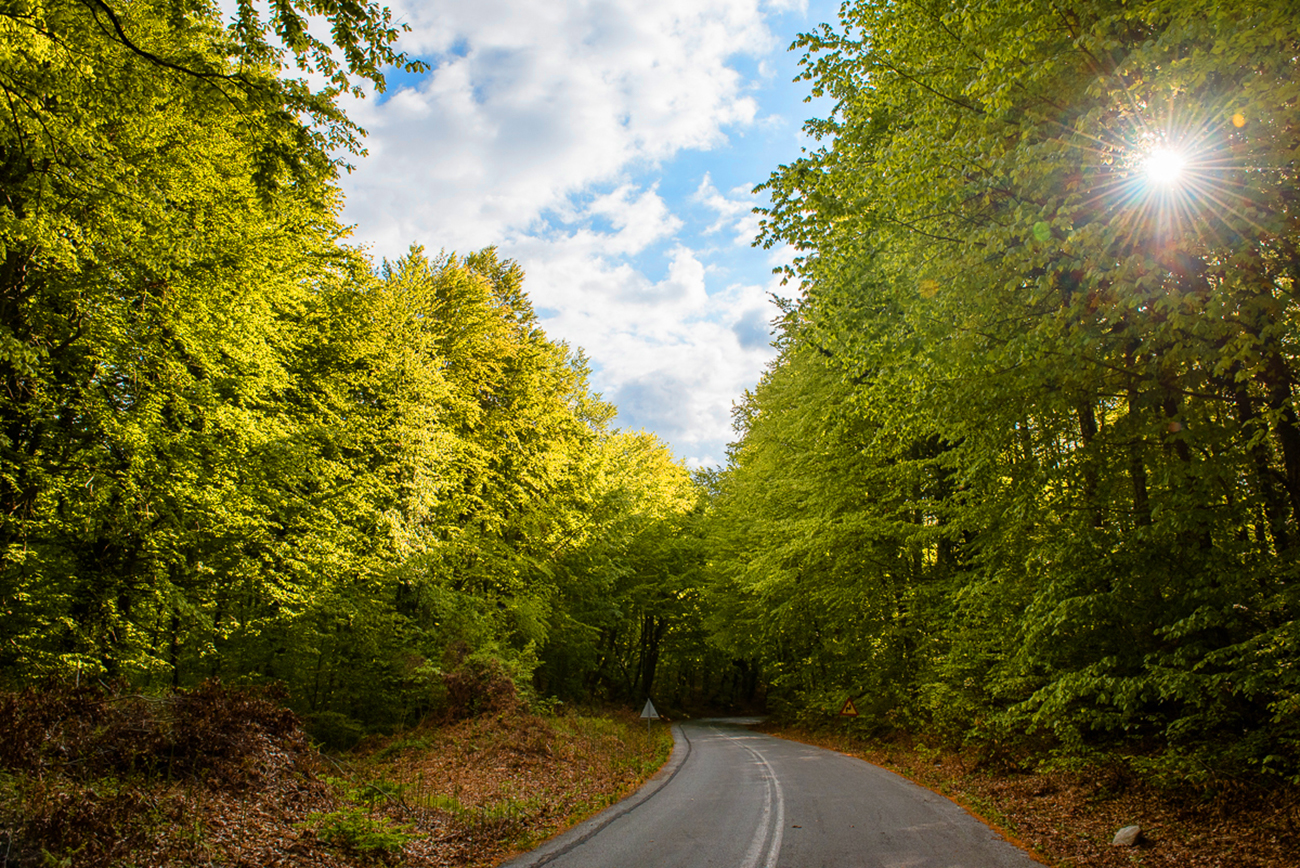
[{"xmin": 335, "ymin": 707, "xmax": 674, "ymax": 866}]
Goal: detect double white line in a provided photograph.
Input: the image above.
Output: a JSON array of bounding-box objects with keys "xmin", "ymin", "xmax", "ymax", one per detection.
[{"xmin": 715, "ymin": 728, "xmax": 785, "ymax": 868}]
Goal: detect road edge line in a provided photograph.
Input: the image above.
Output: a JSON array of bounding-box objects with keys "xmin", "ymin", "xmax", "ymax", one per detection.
[
  {"xmin": 760, "ymin": 729, "xmax": 1055, "ymax": 867},
  {"xmin": 498, "ymin": 721, "xmax": 693, "ymax": 868}
]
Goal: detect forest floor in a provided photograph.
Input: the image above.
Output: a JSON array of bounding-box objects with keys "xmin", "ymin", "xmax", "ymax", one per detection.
[
  {"xmin": 336, "ymin": 708, "xmax": 673, "ymax": 867},
  {"xmin": 0, "ymin": 682, "xmax": 673, "ymax": 868},
  {"xmin": 9, "ymin": 683, "xmax": 1294, "ymax": 868},
  {"xmin": 761, "ymin": 723, "xmax": 1299, "ymax": 868}
]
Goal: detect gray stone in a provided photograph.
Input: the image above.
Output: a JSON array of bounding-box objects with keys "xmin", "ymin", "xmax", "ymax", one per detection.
[{"xmin": 1111, "ymin": 825, "xmax": 1142, "ymax": 847}]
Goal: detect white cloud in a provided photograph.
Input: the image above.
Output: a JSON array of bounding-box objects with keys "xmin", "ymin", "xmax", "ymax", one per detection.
[
  {"xmin": 566, "ymin": 184, "xmax": 682, "ymax": 256},
  {"xmin": 341, "ymin": 0, "xmax": 775, "ymax": 254},
  {"xmin": 332, "ymin": 0, "xmax": 799, "ymax": 466},
  {"xmin": 515, "ymin": 233, "xmax": 777, "ymax": 466},
  {"xmin": 694, "ymin": 172, "xmax": 764, "ymax": 245}
]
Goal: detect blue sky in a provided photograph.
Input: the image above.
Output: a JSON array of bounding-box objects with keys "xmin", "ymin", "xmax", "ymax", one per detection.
[{"xmin": 335, "ymin": 0, "xmax": 839, "ymax": 468}]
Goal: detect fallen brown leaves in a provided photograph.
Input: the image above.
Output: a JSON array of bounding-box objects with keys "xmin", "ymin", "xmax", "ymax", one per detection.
[
  {"xmin": 348, "ymin": 709, "xmax": 672, "ymax": 867},
  {"xmin": 0, "ymin": 683, "xmax": 672, "ymax": 868},
  {"xmin": 761, "ymin": 725, "xmax": 1299, "ymax": 868}
]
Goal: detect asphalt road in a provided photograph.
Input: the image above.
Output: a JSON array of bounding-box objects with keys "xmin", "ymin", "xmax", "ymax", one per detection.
[{"xmin": 503, "ymin": 718, "xmax": 1042, "ymax": 868}]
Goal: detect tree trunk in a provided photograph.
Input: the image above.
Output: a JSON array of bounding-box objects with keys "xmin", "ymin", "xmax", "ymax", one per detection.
[{"xmin": 1128, "ymin": 391, "xmax": 1152, "ymax": 527}]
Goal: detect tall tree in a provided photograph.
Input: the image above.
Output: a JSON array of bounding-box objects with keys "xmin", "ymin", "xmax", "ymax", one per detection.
[
  {"xmin": 731, "ymin": 0, "xmax": 1300, "ymax": 775},
  {"xmin": 0, "ymin": 0, "xmax": 365, "ymax": 678}
]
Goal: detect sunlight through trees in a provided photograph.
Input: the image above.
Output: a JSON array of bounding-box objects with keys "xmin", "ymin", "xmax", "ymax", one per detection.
[
  {"xmin": 715, "ymin": 0, "xmax": 1300, "ymax": 782},
  {"xmin": 3, "ymin": 0, "xmax": 1297, "ymax": 787}
]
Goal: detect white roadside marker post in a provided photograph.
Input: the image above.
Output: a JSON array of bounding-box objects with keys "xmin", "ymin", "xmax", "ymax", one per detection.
[{"xmin": 640, "ymin": 698, "xmax": 660, "ymax": 749}]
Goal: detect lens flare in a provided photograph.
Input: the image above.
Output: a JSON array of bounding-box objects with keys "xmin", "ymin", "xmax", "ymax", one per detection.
[
  {"xmin": 1059, "ymin": 97, "xmax": 1254, "ymax": 249},
  {"xmin": 1144, "ymin": 147, "xmax": 1186, "ymax": 186}
]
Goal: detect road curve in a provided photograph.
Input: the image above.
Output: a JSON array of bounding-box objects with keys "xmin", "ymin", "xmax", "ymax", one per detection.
[{"xmin": 503, "ymin": 718, "xmax": 1042, "ymax": 868}]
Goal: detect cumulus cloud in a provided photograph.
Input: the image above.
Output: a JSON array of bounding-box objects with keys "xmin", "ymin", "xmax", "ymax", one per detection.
[
  {"xmin": 513, "ymin": 231, "xmax": 775, "ymax": 466},
  {"xmin": 341, "ymin": 0, "xmax": 775, "ymax": 254},
  {"xmin": 331, "ymin": 0, "xmax": 798, "ymax": 466},
  {"xmin": 694, "ymin": 172, "xmax": 764, "ymax": 245},
  {"xmin": 731, "ymin": 307, "xmax": 775, "ymax": 350}
]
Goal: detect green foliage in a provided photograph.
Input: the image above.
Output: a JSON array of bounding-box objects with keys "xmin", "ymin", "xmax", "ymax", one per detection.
[
  {"xmin": 308, "ymin": 712, "xmax": 370, "ymax": 752},
  {"xmin": 0, "ymin": 0, "xmax": 709, "ymax": 736},
  {"xmin": 371, "ymin": 735, "xmax": 431, "ymax": 762},
  {"xmin": 708, "ymin": 0, "xmax": 1300, "ymax": 781},
  {"xmin": 301, "ymin": 807, "xmax": 414, "ymax": 857},
  {"xmin": 535, "ymin": 429, "xmax": 710, "ymax": 704},
  {"xmin": 411, "ymin": 791, "xmax": 543, "ymax": 829}
]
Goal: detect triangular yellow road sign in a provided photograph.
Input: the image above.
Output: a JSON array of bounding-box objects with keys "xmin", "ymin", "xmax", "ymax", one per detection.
[{"xmin": 838, "ymin": 697, "xmax": 859, "ymax": 717}]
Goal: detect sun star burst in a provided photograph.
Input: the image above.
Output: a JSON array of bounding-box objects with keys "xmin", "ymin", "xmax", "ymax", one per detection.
[{"xmin": 1144, "ymin": 147, "xmax": 1187, "ymax": 187}]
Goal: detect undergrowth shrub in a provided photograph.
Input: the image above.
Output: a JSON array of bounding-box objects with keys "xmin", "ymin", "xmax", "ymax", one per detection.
[
  {"xmin": 0, "ymin": 680, "xmax": 322, "ymax": 867},
  {"xmin": 0, "ymin": 679, "xmax": 305, "ymax": 786},
  {"xmin": 308, "ymin": 710, "xmax": 370, "ymax": 750},
  {"xmin": 300, "ymin": 807, "xmax": 414, "ymax": 859},
  {"xmin": 441, "ymin": 652, "xmax": 521, "ymax": 719}
]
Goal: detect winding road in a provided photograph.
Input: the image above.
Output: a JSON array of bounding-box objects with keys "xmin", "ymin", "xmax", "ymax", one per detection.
[{"xmin": 504, "ymin": 718, "xmax": 1042, "ymax": 868}]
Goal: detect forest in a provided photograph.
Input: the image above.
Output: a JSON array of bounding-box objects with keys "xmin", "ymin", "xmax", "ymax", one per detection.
[
  {"xmin": 718, "ymin": 0, "xmax": 1300, "ymax": 784},
  {"xmin": 1, "ymin": 0, "xmax": 1297, "ymax": 793},
  {"xmin": 0, "ymin": 0, "xmax": 725, "ymax": 742}
]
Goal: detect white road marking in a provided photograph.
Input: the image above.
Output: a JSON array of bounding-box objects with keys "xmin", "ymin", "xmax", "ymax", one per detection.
[{"xmin": 715, "ymin": 728, "xmax": 785, "ymax": 868}]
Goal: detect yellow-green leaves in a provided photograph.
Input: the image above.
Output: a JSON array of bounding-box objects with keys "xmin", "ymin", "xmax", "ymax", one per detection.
[{"xmin": 735, "ymin": 0, "xmax": 1300, "ymax": 776}]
